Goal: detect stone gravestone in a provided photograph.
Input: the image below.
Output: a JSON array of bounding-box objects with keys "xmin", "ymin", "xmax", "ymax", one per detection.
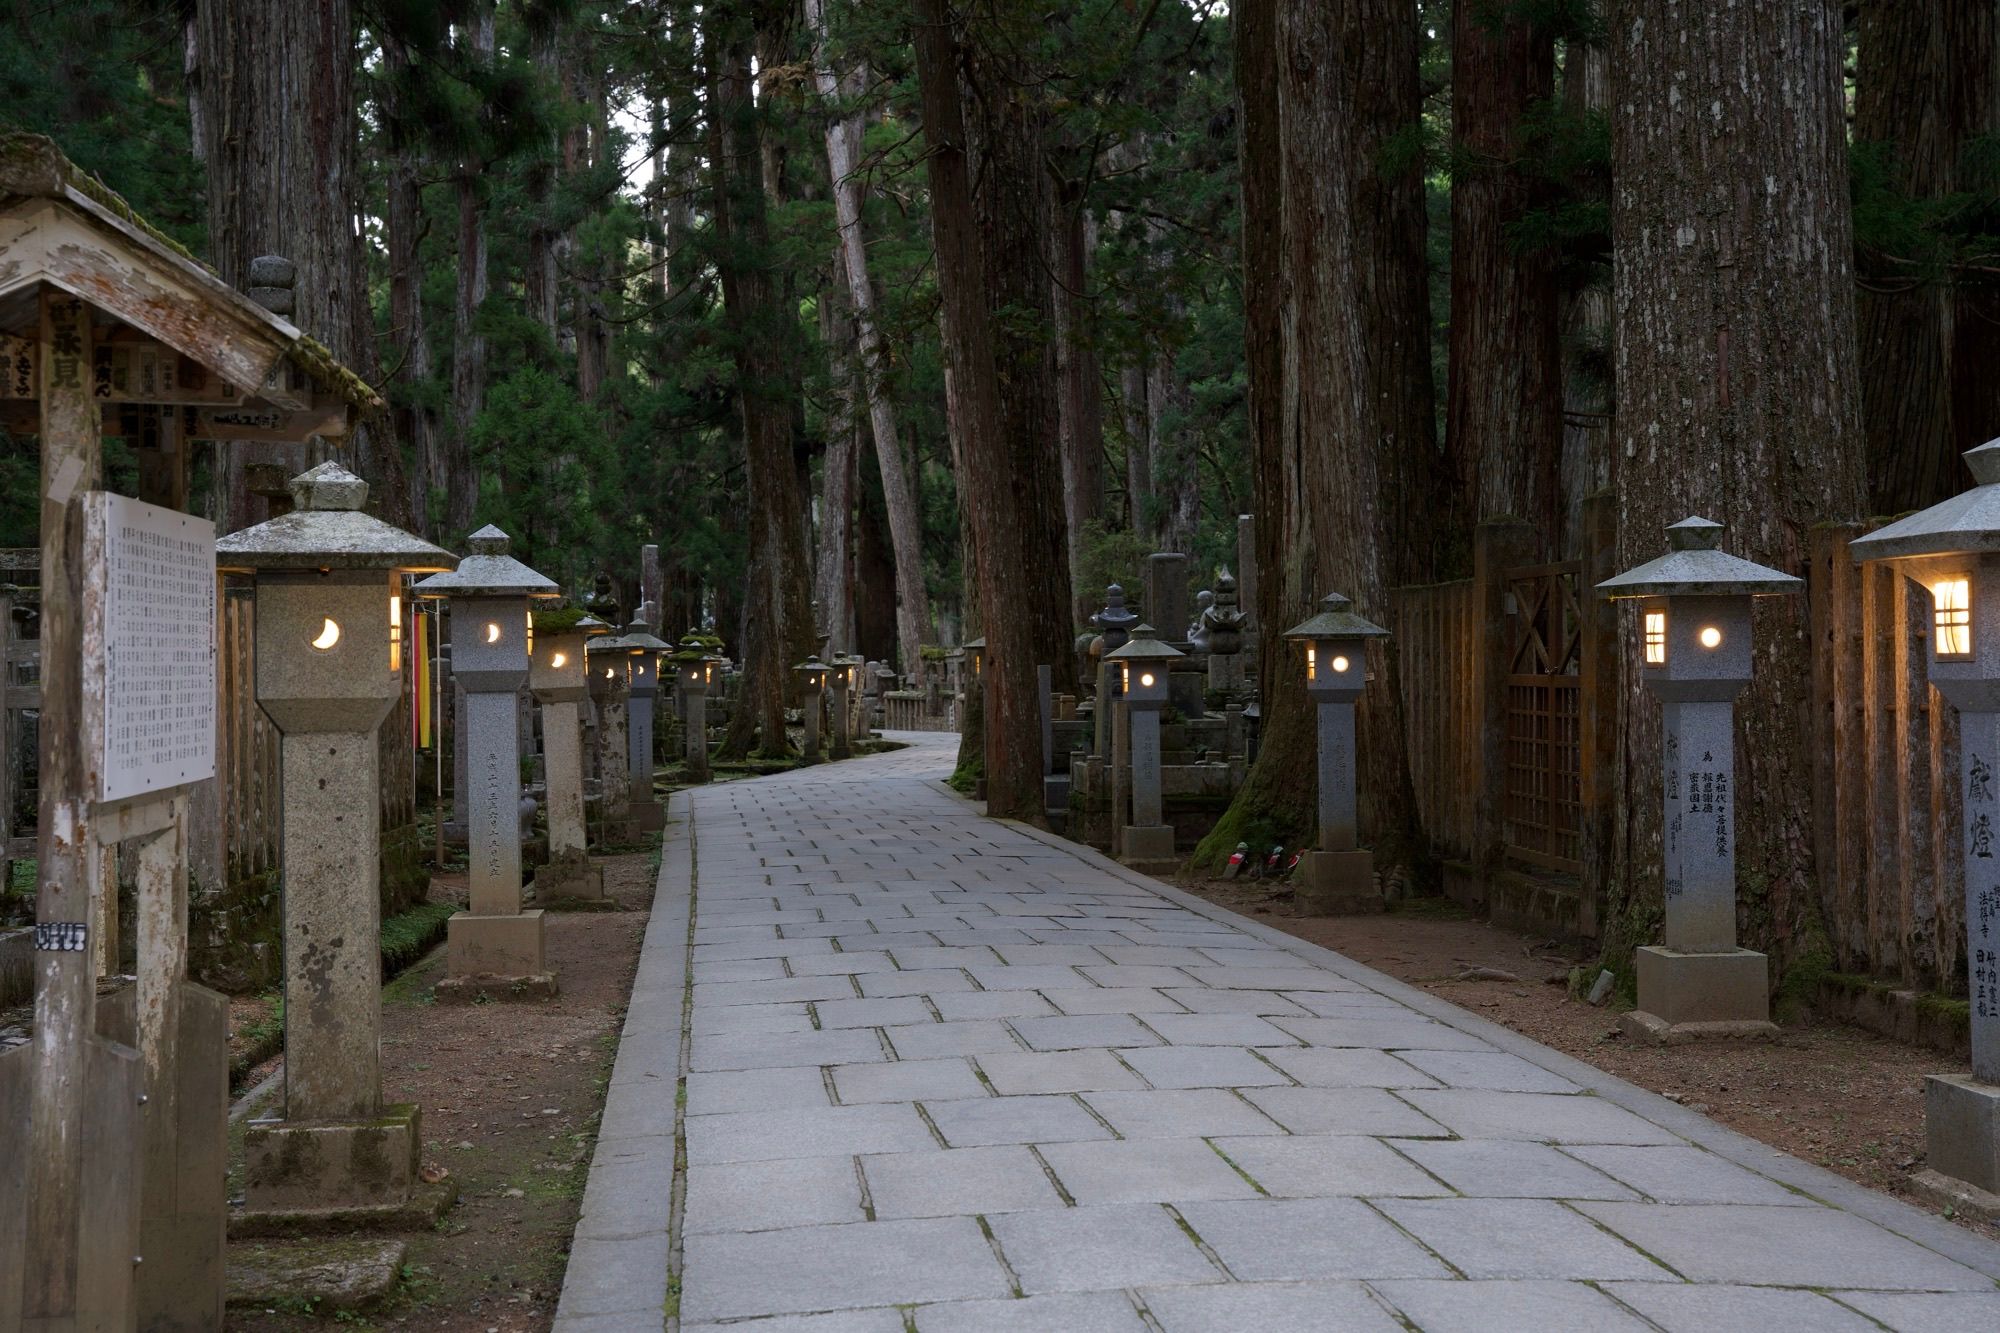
[
  {"xmin": 1146, "ymin": 553, "xmax": 1190, "ymax": 647},
  {"xmin": 220, "ymin": 462, "xmax": 456, "ymax": 1226},
  {"xmin": 417, "ymin": 527, "xmax": 561, "ymax": 1000},
  {"xmin": 622, "ymin": 621, "xmax": 671, "ymax": 832},
  {"xmin": 589, "ymin": 631, "xmax": 638, "ymax": 844},
  {"xmin": 531, "ymin": 613, "xmax": 607, "ymax": 900},
  {"xmin": 1205, "ymin": 571, "xmax": 1248, "ymax": 698}
]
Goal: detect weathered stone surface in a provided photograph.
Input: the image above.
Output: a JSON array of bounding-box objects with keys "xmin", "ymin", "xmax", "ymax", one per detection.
[{"xmin": 226, "ymin": 1238, "xmax": 407, "ymax": 1312}]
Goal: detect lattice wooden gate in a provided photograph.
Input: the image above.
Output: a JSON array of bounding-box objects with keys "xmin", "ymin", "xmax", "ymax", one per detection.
[{"xmin": 1504, "ymin": 562, "xmax": 1584, "ymax": 872}]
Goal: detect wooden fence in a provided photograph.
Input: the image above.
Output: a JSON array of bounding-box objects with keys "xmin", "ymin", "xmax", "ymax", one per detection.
[
  {"xmin": 883, "ymin": 690, "xmax": 957, "ymax": 733},
  {"xmin": 1393, "ymin": 579, "xmax": 1478, "ymax": 863},
  {"xmin": 1810, "ymin": 524, "xmax": 1962, "ymax": 992}
]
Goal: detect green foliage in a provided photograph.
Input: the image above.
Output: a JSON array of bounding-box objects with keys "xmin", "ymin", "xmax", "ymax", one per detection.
[{"xmin": 380, "ymin": 900, "xmax": 458, "ymax": 976}]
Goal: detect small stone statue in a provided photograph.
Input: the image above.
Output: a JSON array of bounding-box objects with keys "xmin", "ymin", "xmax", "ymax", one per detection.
[
  {"xmin": 1188, "ymin": 589, "xmax": 1215, "ymax": 651},
  {"xmin": 1091, "ymin": 583, "xmax": 1139, "ymax": 654},
  {"xmin": 1203, "ymin": 571, "xmax": 1247, "ymax": 658}
]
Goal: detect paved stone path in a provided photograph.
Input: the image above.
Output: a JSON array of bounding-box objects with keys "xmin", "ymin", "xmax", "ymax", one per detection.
[{"xmin": 558, "ymin": 732, "xmax": 2000, "ymax": 1331}]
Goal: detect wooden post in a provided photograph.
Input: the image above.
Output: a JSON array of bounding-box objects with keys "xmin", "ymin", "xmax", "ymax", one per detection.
[
  {"xmin": 9, "ymin": 288, "xmax": 143, "ymax": 1328},
  {"xmin": 1471, "ymin": 518, "xmax": 1538, "ymax": 876},
  {"xmin": 1577, "ymin": 494, "xmax": 1619, "ymax": 937}
]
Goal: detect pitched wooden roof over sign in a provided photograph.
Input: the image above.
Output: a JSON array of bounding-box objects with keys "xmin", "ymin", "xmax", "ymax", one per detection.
[{"xmin": 0, "ymin": 132, "xmax": 381, "ymax": 438}]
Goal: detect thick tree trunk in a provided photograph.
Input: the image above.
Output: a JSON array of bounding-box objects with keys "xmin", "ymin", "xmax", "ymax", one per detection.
[
  {"xmin": 1055, "ymin": 192, "xmax": 1106, "ymax": 625},
  {"xmin": 1558, "ymin": 42, "xmax": 1612, "ymax": 544},
  {"xmin": 524, "ymin": 24, "xmax": 564, "ymax": 339},
  {"xmin": 913, "ymin": 0, "xmax": 1076, "ymax": 819},
  {"xmin": 1855, "ymin": 0, "xmax": 2000, "ymax": 515},
  {"xmin": 382, "ymin": 32, "xmax": 444, "ymax": 539},
  {"xmin": 1121, "ymin": 363, "xmax": 1154, "ymax": 540},
  {"xmin": 817, "ymin": 282, "xmax": 859, "ymax": 656},
  {"xmin": 1611, "ymin": 0, "xmax": 1867, "ymax": 966},
  {"xmin": 447, "ymin": 5, "xmax": 493, "ymax": 541},
  {"xmin": 1149, "ymin": 345, "xmax": 1198, "ymax": 557},
  {"xmin": 1446, "ymin": 0, "xmax": 1560, "ymax": 546},
  {"xmin": 1199, "ymin": 0, "xmax": 1436, "ymax": 874},
  {"xmin": 709, "ymin": 0, "xmax": 817, "ymax": 760},
  {"xmin": 194, "ymin": 0, "xmax": 367, "ymax": 532}
]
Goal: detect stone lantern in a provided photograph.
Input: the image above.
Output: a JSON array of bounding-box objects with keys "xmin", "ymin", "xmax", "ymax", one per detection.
[
  {"xmin": 215, "ymin": 461, "xmax": 458, "ymax": 1216},
  {"xmin": 620, "ymin": 619, "xmax": 672, "ymax": 832},
  {"xmin": 1852, "ymin": 440, "xmax": 2000, "ymax": 1205},
  {"xmin": 587, "ymin": 625, "xmax": 638, "ymax": 844},
  {"xmin": 830, "ymin": 654, "xmax": 863, "ymax": 759},
  {"xmin": 414, "ymin": 525, "xmax": 560, "ymax": 1000},
  {"xmin": 1091, "ymin": 585, "xmax": 1139, "ymax": 758},
  {"xmin": 1599, "ymin": 516, "xmax": 1801, "ymax": 1040},
  {"xmin": 1283, "ymin": 592, "xmax": 1390, "ymax": 913},
  {"xmin": 530, "ymin": 611, "xmax": 611, "ymax": 900},
  {"xmin": 1105, "ymin": 625, "xmax": 1184, "ymax": 869},
  {"xmin": 675, "ymin": 632, "xmax": 713, "ymax": 782},
  {"xmin": 796, "ymin": 654, "xmax": 832, "ymax": 760}
]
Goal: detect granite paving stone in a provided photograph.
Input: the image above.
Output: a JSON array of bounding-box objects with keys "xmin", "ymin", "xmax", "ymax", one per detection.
[{"xmin": 563, "ymin": 734, "xmax": 2000, "ymax": 1331}]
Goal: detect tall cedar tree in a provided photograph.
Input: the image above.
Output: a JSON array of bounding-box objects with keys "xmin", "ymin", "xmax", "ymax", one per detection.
[
  {"xmin": 912, "ymin": 0, "xmax": 1077, "ymax": 820},
  {"xmin": 1609, "ymin": 0, "xmax": 1866, "ymax": 964},
  {"xmin": 709, "ymin": 0, "xmax": 817, "ymax": 759},
  {"xmin": 1201, "ymin": 0, "xmax": 1438, "ymax": 869},
  {"xmin": 1855, "ymin": 0, "xmax": 2000, "ymax": 514},
  {"xmin": 1446, "ymin": 0, "xmax": 1562, "ymax": 543}
]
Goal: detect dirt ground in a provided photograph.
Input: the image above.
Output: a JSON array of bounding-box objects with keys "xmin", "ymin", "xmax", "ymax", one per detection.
[
  {"xmin": 1176, "ymin": 874, "xmax": 1998, "ymax": 1241},
  {"xmin": 227, "ymin": 845, "xmax": 658, "ymax": 1331}
]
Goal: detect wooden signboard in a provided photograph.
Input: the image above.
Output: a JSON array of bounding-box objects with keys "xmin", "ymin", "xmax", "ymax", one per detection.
[{"xmin": 84, "ymin": 492, "xmax": 216, "ymax": 803}]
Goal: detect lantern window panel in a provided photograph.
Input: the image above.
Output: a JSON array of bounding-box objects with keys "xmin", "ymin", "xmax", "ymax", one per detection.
[
  {"xmin": 1643, "ymin": 611, "xmax": 1667, "ymax": 666},
  {"xmin": 1934, "ymin": 576, "xmax": 1974, "ymax": 660}
]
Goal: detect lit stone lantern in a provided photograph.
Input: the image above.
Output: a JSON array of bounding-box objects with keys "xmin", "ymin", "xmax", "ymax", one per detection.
[
  {"xmin": 530, "ymin": 611, "xmax": 611, "ymax": 900},
  {"xmin": 675, "ymin": 633, "xmax": 713, "ymax": 782},
  {"xmin": 1091, "ymin": 585, "xmax": 1139, "ymax": 759},
  {"xmin": 1599, "ymin": 516, "xmax": 1800, "ymax": 1040},
  {"xmin": 1283, "ymin": 592, "xmax": 1390, "ymax": 913},
  {"xmin": 796, "ymin": 654, "xmax": 832, "ymax": 761},
  {"xmin": 1106, "ymin": 625, "xmax": 1184, "ymax": 869},
  {"xmin": 215, "ymin": 462, "xmax": 457, "ymax": 1216},
  {"xmin": 414, "ymin": 525, "xmax": 560, "ymax": 1000},
  {"xmin": 587, "ymin": 625, "xmax": 638, "ymax": 844},
  {"xmin": 620, "ymin": 619, "xmax": 673, "ymax": 832},
  {"xmin": 1852, "ymin": 440, "xmax": 2000, "ymax": 1203},
  {"xmin": 830, "ymin": 654, "xmax": 863, "ymax": 759}
]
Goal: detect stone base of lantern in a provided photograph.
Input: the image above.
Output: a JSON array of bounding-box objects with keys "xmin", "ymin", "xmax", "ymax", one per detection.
[
  {"xmin": 1619, "ymin": 946, "xmax": 1777, "ymax": 1043},
  {"xmin": 241, "ymin": 1102, "xmax": 432, "ymax": 1219},
  {"xmin": 1120, "ymin": 824, "xmax": 1178, "ymax": 874},
  {"xmin": 437, "ymin": 910, "xmax": 559, "ymax": 1002},
  {"xmin": 533, "ymin": 849, "xmax": 604, "ymax": 902},
  {"xmin": 1296, "ymin": 850, "xmax": 1383, "ymax": 916},
  {"xmin": 1916, "ymin": 1074, "xmax": 2000, "ymax": 1208}
]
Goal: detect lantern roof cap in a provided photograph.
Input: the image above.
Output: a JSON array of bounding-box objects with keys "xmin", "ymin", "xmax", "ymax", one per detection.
[
  {"xmin": 577, "ymin": 614, "xmax": 612, "ymax": 635},
  {"xmin": 673, "ymin": 632, "xmax": 710, "ymax": 663},
  {"xmin": 620, "ymin": 619, "xmax": 672, "ymax": 652},
  {"xmin": 1850, "ymin": 439, "xmax": 2000, "ymax": 563},
  {"xmin": 216, "ymin": 462, "xmax": 458, "ymax": 574},
  {"xmin": 796, "ymin": 654, "xmax": 832, "ymax": 677},
  {"xmin": 1283, "ymin": 592, "xmax": 1389, "ymax": 641},
  {"xmin": 1104, "ymin": 624, "xmax": 1186, "ymax": 662},
  {"xmin": 963, "ymin": 636, "xmax": 987, "ymax": 652},
  {"xmin": 586, "ymin": 629, "xmax": 631, "ymax": 653},
  {"xmin": 1598, "ymin": 515, "xmax": 1802, "ymax": 597},
  {"xmin": 413, "ymin": 525, "xmax": 560, "ymax": 599}
]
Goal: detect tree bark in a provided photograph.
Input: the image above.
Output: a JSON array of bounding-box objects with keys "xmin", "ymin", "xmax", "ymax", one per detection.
[
  {"xmin": 806, "ymin": 0, "xmax": 933, "ymax": 674},
  {"xmin": 381, "ymin": 30, "xmax": 444, "ymax": 539},
  {"xmin": 447, "ymin": 4, "xmax": 493, "ymax": 541},
  {"xmin": 1610, "ymin": 0, "xmax": 1867, "ymax": 965},
  {"xmin": 817, "ymin": 280, "xmax": 859, "ymax": 656},
  {"xmin": 193, "ymin": 0, "xmax": 369, "ymax": 532},
  {"xmin": 1121, "ymin": 362, "xmax": 1154, "ymax": 539},
  {"xmin": 1055, "ymin": 190, "xmax": 1106, "ymax": 625},
  {"xmin": 1199, "ymin": 0, "xmax": 1436, "ymax": 873},
  {"xmin": 1855, "ymin": 0, "xmax": 2000, "ymax": 515},
  {"xmin": 913, "ymin": 0, "xmax": 1077, "ymax": 819},
  {"xmin": 1446, "ymin": 0, "xmax": 1561, "ymax": 546},
  {"xmin": 709, "ymin": 0, "xmax": 818, "ymax": 760}
]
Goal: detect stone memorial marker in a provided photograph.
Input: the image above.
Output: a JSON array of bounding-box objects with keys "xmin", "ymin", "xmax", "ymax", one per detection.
[
  {"xmin": 621, "ymin": 620, "xmax": 672, "ymax": 832},
  {"xmin": 1852, "ymin": 443, "xmax": 2000, "ymax": 1208},
  {"xmin": 1105, "ymin": 626, "xmax": 1183, "ymax": 871},
  {"xmin": 218, "ymin": 462, "xmax": 458, "ymax": 1220},
  {"xmin": 531, "ymin": 612, "xmax": 611, "ymax": 899},
  {"xmin": 675, "ymin": 633, "xmax": 713, "ymax": 782},
  {"xmin": 588, "ymin": 627, "xmax": 638, "ymax": 844},
  {"xmin": 1600, "ymin": 517, "xmax": 1800, "ymax": 1041},
  {"xmin": 1284, "ymin": 592, "xmax": 1390, "ymax": 914},
  {"xmin": 416, "ymin": 526, "xmax": 561, "ymax": 1000},
  {"xmin": 1205, "ymin": 570, "xmax": 1248, "ymax": 697},
  {"xmin": 797, "ymin": 655, "xmax": 831, "ymax": 761},
  {"xmin": 1146, "ymin": 553, "xmax": 1190, "ymax": 647}
]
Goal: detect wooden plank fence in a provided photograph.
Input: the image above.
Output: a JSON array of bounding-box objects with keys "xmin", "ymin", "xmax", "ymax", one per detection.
[
  {"xmin": 1392, "ymin": 579, "xmax": 1478, "ymax": 863},
  {"xmin": 1811, "ymin": 524, "xmax": 1961, "ymax": 993}
]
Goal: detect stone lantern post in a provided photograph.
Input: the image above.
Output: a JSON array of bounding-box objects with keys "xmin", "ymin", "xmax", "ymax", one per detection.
[
  {"xmin": 1106, "ymin": 625, "xmax": 1184, "ymax": 870},
  {"xmin": 415, "ymin": 526, "xmax": 561, "ymax": 1000},
  {"xmin": 1283, "ymin": 593, "xmax": 1390, "ymax": 914},
  {"xmin": 1852, "ymin": 440, "xmax": 2000, "ymax": 1208},
  {"xmin": 1599, "ymin": 516, "xmax": 1801, "ymax": 1041},
  {"xmin": 530, "ymin": 611, "xmax": 611, "ymax": 900},
  {"xmin": 797, "ymin": 654, "xmax": 832, "ymax": 760},
  {"xmin": 1091, "ymin": 586, "xmax": 1138, "ymax": 758},
  {"xmin": 621, "ymin": 620, "xmax": 672, "ymax": 832},
  {"xmin": 675, "ymin": 633, "xmax": 713, "ymax": 782},
  {"xmin": 587, "ymin": 626, "xmax": 638, "ymax": 845},
  {"xmin": 830, "ymin": 654, "xmax": 861, "ymax": 759},
  {"xmin": 216, "ymin": 462, "xmax": 458, "ymax": 1217}
]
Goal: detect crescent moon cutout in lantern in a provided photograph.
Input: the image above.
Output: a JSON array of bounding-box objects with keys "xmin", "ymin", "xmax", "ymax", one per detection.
[
  {"xmin": 485, "ymin": 622, "xmax": 502, "ymax": 644},
  {"xmin": 311, "ymin": 618, "xmax": 341, "ymax": 651},
  {"xmin": 551, "ymin": 652, "xmax": 567, "ymax": 669}
]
